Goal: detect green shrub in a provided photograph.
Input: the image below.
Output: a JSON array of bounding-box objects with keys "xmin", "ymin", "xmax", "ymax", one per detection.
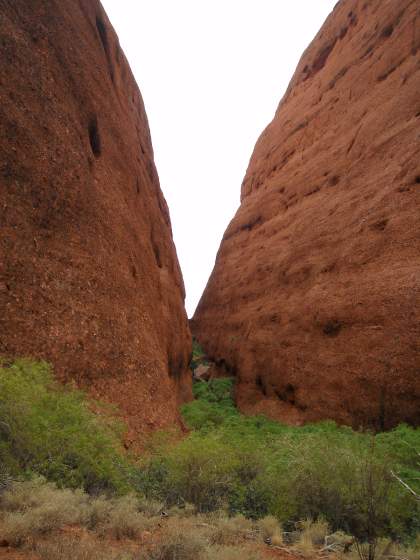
[
  {"xmin": 181, "ymin": 378, "xmax": 238, "ymax": 429},
  {"xmin": 138, "ymin": 378, "xmax": 420, "ymax": 545},
  {"xmin": 190, "ymin": 339, "xmax": 209, "ymax": 370},
  {"xmin": 147, "ymin": 432, "xmax": 239, "ymax": 512},
  {"xmin": 0, "ymin": 359, "xmax": 131, "ymax": 493}
]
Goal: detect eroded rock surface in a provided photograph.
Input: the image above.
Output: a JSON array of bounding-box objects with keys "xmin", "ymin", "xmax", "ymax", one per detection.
[
  {"xmin": 193, "ymin": 0, "xmax": 420, "ymax": 429},
  {"xmin": 0, "ymin": 0, "xmax": 192, "ymax": 437}
]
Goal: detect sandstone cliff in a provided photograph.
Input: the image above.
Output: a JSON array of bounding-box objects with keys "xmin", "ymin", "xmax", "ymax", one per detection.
[
  {"xmin": 193, "ymin": 0, "xmax": 420, "ymax": 429},
  {"xmin": 0, "ymin": 0, "xmax": 192, "ymax": 436}
]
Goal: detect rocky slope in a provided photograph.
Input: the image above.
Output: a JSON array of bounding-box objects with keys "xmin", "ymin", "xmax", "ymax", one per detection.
[
  {"xmin": 193, "ymin": 0, "xmax": 420, "ymax": 429},
  {"xmin": 0, "ymin": 0, "xmax": 192, "ymax": 436}
]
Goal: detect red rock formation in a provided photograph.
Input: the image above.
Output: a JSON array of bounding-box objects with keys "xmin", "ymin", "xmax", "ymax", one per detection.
[
  {"xmin": 0, "ymin": 0, "xmax": 192, "ymax": 437},
  {"xmin": 193, "ymin": 0, "xmax": 420, "ymax": 429}
]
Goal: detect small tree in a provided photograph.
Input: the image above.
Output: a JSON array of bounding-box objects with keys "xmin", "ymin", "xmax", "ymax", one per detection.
[{"xmin": 346, "ymin": 438, "xmax": 394, "ymax": 560}]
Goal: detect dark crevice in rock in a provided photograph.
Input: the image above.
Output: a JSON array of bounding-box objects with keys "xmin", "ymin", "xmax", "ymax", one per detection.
[
  {"xmin": 168, "ymin": 352, "xmax": 185, "ymax": 380},
  {"xmin": 370, "ymin": 219, "xmax": 388, "ymax": 231},
  {"xmin": 88, "ymin": 116, "xmax": 101, "ymax": 158},
  {"xmin": 240, "ymin": 215, "xmax": 263, "ymax": 233},
  {"xmin": 96, "ymin": 15, "xmax": 114, "ymax": 84},
  {"xmin": 323, "ymin": 320, "xmax": 342, "ymax": 337},
  {"xmin": 275, "ymin": 384, "xmax": 296, "ymax": 405},
  {"xmin": 256, "ymin": 375, "xmax": 267, "ymax": 397},
  {"xmin": 381, "ymin": 24, "xmax": 394, "ymax": 38}
]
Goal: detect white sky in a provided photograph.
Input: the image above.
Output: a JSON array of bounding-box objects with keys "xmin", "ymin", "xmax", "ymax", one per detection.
[{"xmin": 100, "ymin": 0, "xmax": 337, "ymax": 316}]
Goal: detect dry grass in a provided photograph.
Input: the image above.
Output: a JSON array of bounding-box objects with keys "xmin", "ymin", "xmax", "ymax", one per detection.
[
  {"xmin": 96, "ymin": 494, "xmax": 152, "ymax": 539},
  {"xmin": 32, "ymin": 535, "xmax": 133, "ymax": 560},
  {"xmin": 207, "ymin": 514, "xmax": 255, "ymax": 546},
  {"xmin": 5, "ymin": 477, "xmax": 417, "ymax": 560},
  {"xmin": 167, "ymin": 503, "xmax": 196, "ymax": 518},
  {"xmin": 294, "ymin": 518, "xmax": 330, "ymax": 556},
  {"xmin": 206, "ymin": 545, "xmax": 262, "ymax": 560},
  {"xmin": 140, "ymin": 525, "xmax": 207, "ymax": 560},
  {"xmin": 85, "ymin": 495, "xmax": 114, "ymax": 529},
  {"xmin": 136, "ymin": 515, "xmax": 259, "ymax": 559},
  {"xmin": 402, "ymin": 543, "xmax": 420, "ymax": 560},
  {"xmin": 404, "ymin": 535, "xmax": 420, "ymax": 560},
  {"xmin": 0, "ymin": 478, "xmax": 89, "ymax": 546},
  {"xmin": 137, "ymin": 496, "xmax": 165, "ymax": 517},
  {"xmin": 0, "ymin": 479, "xmax": 153, "ymax": 545},
  {"xmin": 342, "ymin": 538, "xmax": 420, "ymax": 560},
  {"xmin": 324, "ymin": 530, "xmax": 354, "ymax": 553},
  {"xmin": 256, "ymin": 515, "xmax": 283, "ymax": 545}
]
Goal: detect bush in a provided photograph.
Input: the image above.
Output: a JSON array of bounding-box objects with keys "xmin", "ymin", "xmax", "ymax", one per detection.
[
  {"xmin": 298, "ymin": 518, "xmax": 330, "ymax": 546},
  {"xmin": 208, "ymin": 515, "xmax": 255, "ymax": 545},
  {"xmin": 0, "ymin": 477, "xmax": 89, "ymax": 545},
  {"xmin": 138, "ymin": 378, "xmax": 420, "ymax": 546},
  {"xmin": 257, "ymin": 515, "xmax": 282, "ymax": 545},
  {"xmin": 0, "ymin": 478, "xmax": 154, "ymax": 546},
  {"xmin": 190, "ymin": 339, "xmax": 208, "ymax": 370},
  {"xmin": 33, "ymin": 536, "xmax": 132, "ymax": 560},
  {"xmin": 98, "ymin": 494, "xmax": 151, "ymax": 539},
  {"xmin": 141, "ymin": 524, "xmax": 207, "ymax": 560},
  {"xmin": 0, "ymin": 359, "xmax": 131, "ymax": 493},
  {"xmin": 141, "ymin": 432, "xmax": 239, "ymax": 512},
  {"xmin": 181, "ymin": 378, "xmax": 238, "ymax": 429},
  {"xmin": 294, "ymin": 518, "xmax": 330, "ymax": 556}
]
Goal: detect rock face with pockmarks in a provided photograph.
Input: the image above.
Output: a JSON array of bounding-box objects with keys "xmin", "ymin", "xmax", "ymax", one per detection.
[
  {"xmin": 193, "ymin": 0, "xmax": 420, "ymax": 429},
  {"xmin": 0, "ymin": 0, "xmax": 192, "ymax": 438}
]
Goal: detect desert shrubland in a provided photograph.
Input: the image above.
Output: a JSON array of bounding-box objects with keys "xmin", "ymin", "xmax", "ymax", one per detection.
[{"xmin": 0, "ymin": 360, "xmax": 419, "ymax": 560}]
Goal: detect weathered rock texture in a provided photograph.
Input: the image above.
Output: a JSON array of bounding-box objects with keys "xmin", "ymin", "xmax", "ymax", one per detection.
[
  {"xmin": 193, "ymin": 0, "xmax": 420, "ymax": 429},
  {"xmin": 0, "ymin": 0, "xmax": 192, "ymax": 437}
]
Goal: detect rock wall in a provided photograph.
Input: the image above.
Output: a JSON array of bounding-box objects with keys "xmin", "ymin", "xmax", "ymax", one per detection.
[
  {"xmin": 193, "ymin": 0, "xmax": 420, "ymax": 429},
  {"xmin": 0, "ymin": 0, "xmax": 192, "ymax": 438}
]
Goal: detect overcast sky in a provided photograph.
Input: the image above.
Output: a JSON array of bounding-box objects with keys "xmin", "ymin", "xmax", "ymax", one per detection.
[{"xmin": 100, "ymin": 0, "xmax": 337, "ymax": 316}]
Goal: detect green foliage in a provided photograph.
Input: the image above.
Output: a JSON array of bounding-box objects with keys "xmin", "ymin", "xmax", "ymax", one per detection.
[
  {"xmin": 2, "ymin": 358, "xmax": 418, "ymax": 550},
  {"xmin": 190, "ymin": 339, "xmax": 209, "ymax": 370},
  {"xmin": 0, "ymin": 359, "xmax": 131, "ymax": 494},
  {"xmin": 181, "ymin": 378, "xmax": 238, "ymax": 429},
  {"xmin": 139, "ymin": 379, "xmax": 420, "ymax": 544}
]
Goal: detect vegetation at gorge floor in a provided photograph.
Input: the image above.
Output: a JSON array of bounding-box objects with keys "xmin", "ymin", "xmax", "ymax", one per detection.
[{"xmin": 0, "ymin": 357, "xmax": 419, "ymax": 560}]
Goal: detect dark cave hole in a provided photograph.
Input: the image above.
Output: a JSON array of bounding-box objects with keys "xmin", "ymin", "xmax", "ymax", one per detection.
[{"xmin": 88, "ymin": 117, "xmax": 101, "ymax": 158}]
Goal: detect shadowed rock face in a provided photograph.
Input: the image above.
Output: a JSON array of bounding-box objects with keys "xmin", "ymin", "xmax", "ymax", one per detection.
[
  {"xmin": 0, "ymin": 0, "xmax": 192, "ymax": 438},
  {"xmin": 193, "ymin": 0, "xmax": 420, "ymax": 429}
]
